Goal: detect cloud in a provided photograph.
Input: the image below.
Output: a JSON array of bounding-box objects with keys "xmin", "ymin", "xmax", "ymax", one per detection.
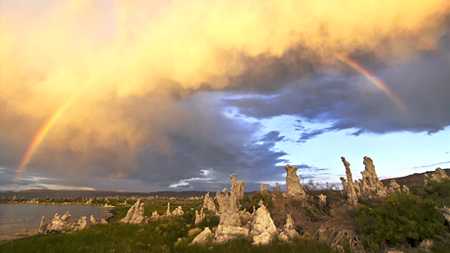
[
  {"xmin": 1, "ymin": 0, "xmax": 449, "ymax": 191},
  {"xmin": 227, "ymin": 49, "xmax": 450, "ymax": 138}
]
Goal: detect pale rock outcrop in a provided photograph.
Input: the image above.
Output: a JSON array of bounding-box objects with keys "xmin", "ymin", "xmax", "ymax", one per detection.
[
  {"xmin": 250, "ymin": 200, "xmax": 277, "ymax": 245},
  {"xmin": 151, "ymin": 211, "xmax": 160, "ymax": 219},
  {"xmin": 239, "ymin": 210, "xmax": 253, "ymax": 228},
  {"xmin": 214, "ymin": 225, "xmax": 249, "ymax": 244},
  {"xmin": 75, "ymin": 216, "xmax": 87, "ymax": 231},
  {"xmin": 341, "ymin": 157, "xmax": 358, "ymax": 206},
  {"xmin": 388, "ymin": 180, "xmax": 401, "ymax": 193},
  {"xmin": 41, "ymin": 212, "xmax": 71, "ymax": 234},
  {"xmin": 190, "ymin": 227, "xmax": 212, "ymax": 245},
  {"xmin": 86, "ymin": 198, "xmax": 93, "ymax": 204},
  {"xmin": 214, "ymin": 188, "xmax": 248, "ymax": 243},
  {"xmin": 202, "ymin": 192, "xmax": 217, "ymax": 213},
  {"xmin": 440, "ymin": 206, "xmax": 450, "ymax": 223},
  {"xmin": 90, "ymin": 215, "xmax": 108, "ymax": 225},
  {"xmin": 418, "ymin": 239, "xmax": 434, "ymax": 253},
  {"xmin": 90, "ymin": 215, "xmax": 98, "ymax": 225},
  {"xmin": 121, "ymin": 199, "xmax": 147, "ymax": 224},
  {"xmin": 260, "ymin": 183, "xmax": 269, "ymax": 195},
  {"xmin": 166, "ymin": 202, "xmax": 171, "ymax": 216},
  {"xmin": 195, "ymin": 208, "xmax": 205, "ymax": 225},
  {"xmin": 278, "ymin": 214, "xmax": 300, "ymax": 241},
  {"xmin": 360, "ymin": 156, "xmax": 388, "ymax": 199},
  {"xmin": 284, "ymin": 164, "xmax": 307, "ymax": 200},
  {"xmin": 172, "ymin": 206, "xmax": 184, "ymax": 216},
  {"xmin": 230, "ymin": 174, "xmax": 245, "ymax": 203},
  {"xmin": 39, "ymin": 216, "xmax": 47, "ymax": 233},
  {"xmin": 424, "ymin": 167, "xmax": 449, "ymax": 186},
  {"xmin": 402, "ymin": 185, "xmax": 410, "ymax": 194},
  {"xmin": 318, "ymin": 194, "xmax": 327, "ymax": 207},
  {"xmin": 216, "ymin": 189, "xmax": 240, "ymax": 227}
]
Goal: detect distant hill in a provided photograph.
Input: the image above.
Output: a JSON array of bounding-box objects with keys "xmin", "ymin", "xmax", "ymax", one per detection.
[
  {"xmin": 381, "ymin": 168, "xmax": 450, "ymax": 189},
  {"xmin": 2, "ymin": 168, "xmax": 449, "ymax": 199},
  {"xmin": 0, "ymin": 189, "xmax": 215, "ymax": 199}
]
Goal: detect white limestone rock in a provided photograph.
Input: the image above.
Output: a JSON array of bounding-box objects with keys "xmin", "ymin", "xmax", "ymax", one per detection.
[
  {"xmin": 151, "ymin": 211, "xmax": 160, "ymax": 219},
  {"xmin": 284, "ymin": 164, "xmax": 306, "ymax": 200},
  {"xmin": 202, "ymin": 192, "xmax": 217, "ymax": 213},
  {"xmin": 190, "ymin": 227, "xmax": 212, "ymax": 245},
  {"xmin": 214, "ymin": 225, "xmax": 249, "ymax": 244},
  {"xmin": 250, "ymin": 200, "xmax": 277, "ymax": 245},
  {"xmin": 172, "ymin": 206, "xmax": 184, "ymax": 216},
  {"xmin": 195, "ymin": 208, "xmax": 205, "ymax": 225},
  {"xmin": 388, "ymin": 179, "xmax": 401, "ymax": 193},
  {"xmin": 360, "ymin": 156, "xmax": 388, "ymax": 199},
  {"xmin": 278, "ymin": 214, "xmax": 300, "ymax": 241},
  {"xmin": 341, "ymin": 157, "xmax": 358, "ymax": 206},
  {"xmin": 230, "ymin": 174, "xmax": 245, "ymax": 203},
  {"xmin": 260, "ymin": 183, "xmax": 269, "ymax": 195},
  {"xmin": 121, "ymin": 199, "xmax": 147, "ymax": 224},
  {"xmin": 318, "ymin": 194, "xmax": 327, "ymax": 207},
  {"xmin": 425, "ymin": 167, "xmax": 449, "ymax": 186}
]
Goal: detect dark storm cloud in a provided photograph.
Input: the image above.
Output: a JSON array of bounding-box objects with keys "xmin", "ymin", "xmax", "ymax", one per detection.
[{"xmin": 226, "ymin": 51, "xmax": 450, "ymax": 139}]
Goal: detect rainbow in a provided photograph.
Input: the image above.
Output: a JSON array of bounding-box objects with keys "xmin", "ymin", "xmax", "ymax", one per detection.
[
  {"xmin": 14, "ymin": 92, "xmax": 82, "ymax": 181},
  {"xmin": 334, "ymin": 53, "xmax": 407, "ymax": 111}
]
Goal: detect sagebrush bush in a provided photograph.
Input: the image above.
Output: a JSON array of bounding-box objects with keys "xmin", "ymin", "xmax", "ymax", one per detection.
[
  {"xmin": 240, "ymin": 192, "xmax": 274, "ymax": 213},
  {"xmin": 421, "ymin": 177, "xmax": 450, "ymax": 207},
  {"xmin": 356, "ymin": 191, "xmax": 447, "ymax": 252}
]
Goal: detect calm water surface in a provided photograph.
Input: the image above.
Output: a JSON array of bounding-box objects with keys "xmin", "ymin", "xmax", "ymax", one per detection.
[{"xmin": 0, "ymin": 203, "xmax": 112, "ymax": 236}]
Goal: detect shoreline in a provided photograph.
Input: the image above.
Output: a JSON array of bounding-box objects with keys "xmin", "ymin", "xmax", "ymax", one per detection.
[{"xmin": 0, "ymin": 203, "xmax": 115, "ymax": 244}]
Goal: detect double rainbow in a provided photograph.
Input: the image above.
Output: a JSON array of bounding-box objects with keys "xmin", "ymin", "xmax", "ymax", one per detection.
[{"xmin": 334, "ymin": 53, "xmax": 407, "ymax": 111}]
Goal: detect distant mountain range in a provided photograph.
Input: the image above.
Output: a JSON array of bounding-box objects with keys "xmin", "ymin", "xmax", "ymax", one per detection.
[
  {"xmin": 1, "ymin": 168, "xmax": 448, "ymax": 199},
  {"xmin": 0, "ymin": 189, "xmax": 213, "ymax": 199}
]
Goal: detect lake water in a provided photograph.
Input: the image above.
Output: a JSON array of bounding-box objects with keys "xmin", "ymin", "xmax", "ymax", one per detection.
[{"xmin": 0, "ymin": 203, "xmax": 113, "ymax": 237}]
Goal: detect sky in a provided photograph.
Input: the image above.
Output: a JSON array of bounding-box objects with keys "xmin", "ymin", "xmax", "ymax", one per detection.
[{"xmin": 1, "ymin": 0, "xmax": 449, "ymax": 193}]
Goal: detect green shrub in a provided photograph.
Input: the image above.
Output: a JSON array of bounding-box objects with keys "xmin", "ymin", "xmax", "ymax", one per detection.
[
  {"xmin": 421, "ymin": 177, "xmax": 450, "ymax": 207},
  {"xmin": 356, "ymin": 191, "xmax": 446, "ymax": 251},
  {"xmin": 240, "ymin": 192, "xmax": 274, "ymax": 213}
]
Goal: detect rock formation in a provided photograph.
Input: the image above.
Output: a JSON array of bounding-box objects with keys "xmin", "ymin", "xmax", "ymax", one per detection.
[
  {"xmin": 151, "ymin": 211, "xmax": 160, "ymax": 219},
  {"xmin": 250, "ymin": 200, "xmax": 277, "ymax": 245},
  {"xmin": 260, "ymin": 183, "xmax": 269, "ymax": 195},
  {"xmin": 341, "ymin": 156, "xmax": 390, "ymax": 204},
  {"xmin": 202, "ymin": 192, "xmax": 217, "ymax": 213},
  {"xmin": 360, "ymin": 156, "xmax": 388, "ymax": 199},
  {"xmin": 230, "ymin": 174, "xmax": 245, "ymax": 203},
  {"xmin": 284, "ymin": 164, "xmax": 307, "ymax": 200},
  {"xmin": 440, "ymin": 206, "xmax": 450, "ymax": 224},
  {"xmin": 166, "ymin": 202, "xmax": 171, "ymax": 216},
  {"xmin": 190, "ymin": 227, "xmax": 212, "ymax": 245},
  {"xmin": 39, "ymin": 216, "xmax": 47, "ymax": 233},
  {"xmin": 40, "ymin": 212, "xmax": 72, "ymax": 234},
  {"xmin": 424, "ymin": 167, "xmax": 449, "ymax": 186},
  {"xmin": 172, "ymin": 206, "xmax": 184, "ymax": 216},
  {"xmin": 278, "ymin": 214, "xmax": 300, "ymax": 241},
  {"xmin": 341, "ymin": 157, "xmax": 358, "ymax": 206},
  {"xmin": 75, "ymin": 216, "xmax": 87, "ymax": 231},
  {"xmin": 195, "ymin": 208, "xmax": 205, "ymax": 225},
  {"xmin": 214, "ymin": 188, "xmax": 249, "ymax": 243},
  {"xmin": 388, "ymin": 179, "xmax": 401, "ymax": 193},
  {"xmin": 121, "ymin": 199, "xmax": 147, "ymax": 224},
  {"xmin": 318, "ymin": 194, "xmax": 327, "ymax": 207},
  {"xmin": 402, "ymin": 185, "xmax": 410, "ymax": 194},
  {"xmin": 90, "ymin": 215, "xmax": 108, "ymax": 225}
]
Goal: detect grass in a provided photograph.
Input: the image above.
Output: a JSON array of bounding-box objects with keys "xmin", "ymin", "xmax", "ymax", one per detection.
[{"xmin": 0, "ymin": 197, "xmax": 339, "ymax": 253}]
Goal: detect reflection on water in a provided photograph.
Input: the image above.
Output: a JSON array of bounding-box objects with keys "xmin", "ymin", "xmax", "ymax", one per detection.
[{"xmin": 0, "ymin": 203, "xmax": 112, "ymax": 236}]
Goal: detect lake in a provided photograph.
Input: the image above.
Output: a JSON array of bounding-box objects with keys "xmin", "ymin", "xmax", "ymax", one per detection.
[{"xmin": 0, "ymin": 203, "xmax": 113, "ymax": 237}]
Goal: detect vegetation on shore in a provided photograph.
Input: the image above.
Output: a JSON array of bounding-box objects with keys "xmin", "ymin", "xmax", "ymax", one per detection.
[{"xmin": 1, "ymin": 176, "xmax": 450, "ymax": 252}]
